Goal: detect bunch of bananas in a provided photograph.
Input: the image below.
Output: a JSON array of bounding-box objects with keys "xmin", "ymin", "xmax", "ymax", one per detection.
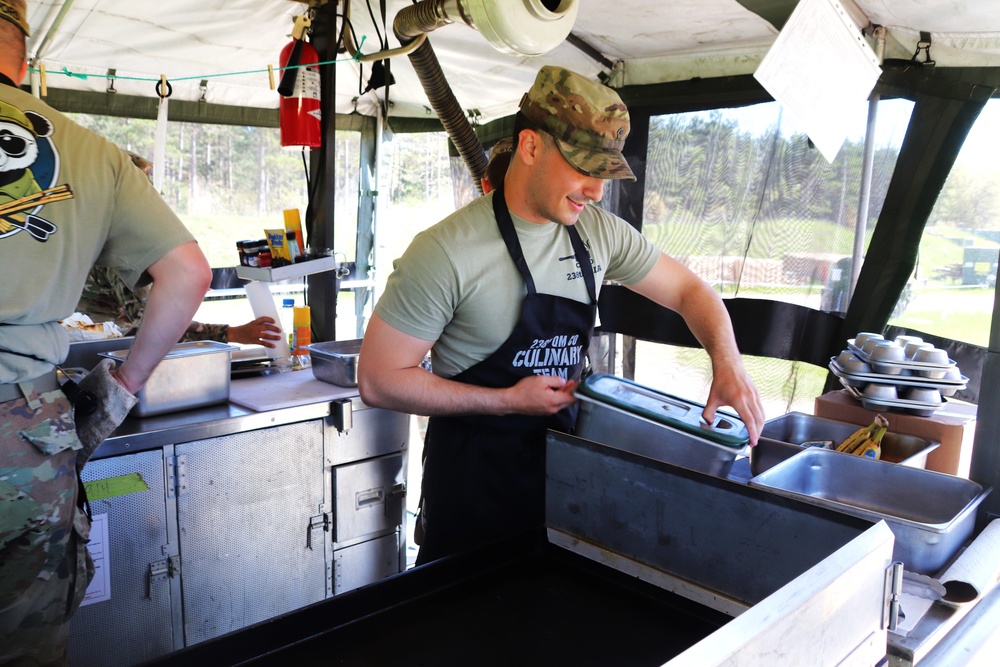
[{"xmin": 835, "ymin": 414, "xmax": 890, "ymax": 459}]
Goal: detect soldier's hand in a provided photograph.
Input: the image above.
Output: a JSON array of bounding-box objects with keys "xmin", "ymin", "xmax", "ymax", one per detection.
[
  {"xmin": 228, "ymin": 317, "xmax": 282, "ymax": 347},
  {"xmin": 503, "ymin": 375, "xmax": 578, "ymax": 416}
]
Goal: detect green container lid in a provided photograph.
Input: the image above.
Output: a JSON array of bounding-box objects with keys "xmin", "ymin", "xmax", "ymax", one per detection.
[{"xmin": 578, "ymin": 373, "xmax": 750, "ymax": 448}]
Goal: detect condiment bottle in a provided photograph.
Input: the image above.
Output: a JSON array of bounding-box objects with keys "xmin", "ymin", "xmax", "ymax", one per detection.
[
  {"xmin": 281, "ymin": 298, "xmax": 296, "ymax": 350},
  {"xmin": 245, "ymin": 243, "xmax": 260, "ymax": 267},
  {"xmin": 293, "ymin": 306, "xmax": 311, "ymax": 356}
]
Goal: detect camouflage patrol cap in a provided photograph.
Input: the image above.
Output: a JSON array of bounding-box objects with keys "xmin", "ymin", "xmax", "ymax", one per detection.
[
  {"xmin": 0, "ymin": 0, "xmax": 30, "ymax": 37},
  {"xmin": 519, "ymin": 65, "xmax": 634, "ymax": 181}
]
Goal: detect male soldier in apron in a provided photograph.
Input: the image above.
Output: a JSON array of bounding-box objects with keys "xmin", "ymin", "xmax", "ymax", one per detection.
[{"xmin": 359, "ymin": 65, "xmax": 764, "ymax": 565}]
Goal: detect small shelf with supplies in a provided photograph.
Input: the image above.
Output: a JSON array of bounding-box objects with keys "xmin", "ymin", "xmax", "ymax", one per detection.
[{"xmin": 236, "ymin": 256, "xmax": 340, "ymax": 283}]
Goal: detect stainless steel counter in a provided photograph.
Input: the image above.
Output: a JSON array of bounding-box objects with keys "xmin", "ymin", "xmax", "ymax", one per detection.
[
  {"xmin": 92, "ymin": 378, "xmax": 362, "ymax": 459},
  {"xmin": 66, "ymin": 338, "xmax": 361, "ymax": 460}
]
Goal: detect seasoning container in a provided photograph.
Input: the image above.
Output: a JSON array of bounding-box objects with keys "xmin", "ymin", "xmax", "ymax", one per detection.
[
  {"xmin": 245, "ymin": 242, "xmax": 261, "ymax": 267},
  {"xmin": 258, "ymin": 247, "xmax": 273, "ymax": 268}
]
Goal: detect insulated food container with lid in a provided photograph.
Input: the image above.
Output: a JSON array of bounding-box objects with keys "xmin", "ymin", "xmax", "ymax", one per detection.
[{"xmin": 574, "ymin": 374, "xmax": 750, "ymax": 477}]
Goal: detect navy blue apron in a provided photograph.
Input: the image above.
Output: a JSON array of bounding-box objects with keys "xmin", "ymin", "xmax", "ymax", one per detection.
[{"xmin": 415, "ymin": 188, "xmax": 597, "ymax": 565}]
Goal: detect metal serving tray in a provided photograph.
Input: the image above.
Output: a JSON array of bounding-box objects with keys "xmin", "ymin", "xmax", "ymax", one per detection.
[
  {"xmin": 575, "ymin": 374, "xmax": 749, "ymax": 477},
  {"xmin": 749, "ymin": 448, "xmax": 991, "ymax": 574},
  {"xmin": 309, "ymin": 339, "xmax": 362, "ymax": 387},
  {"xmin": 750, "ymin": 412, "xmax": 939, "ymax": 476},
  {"xmin": 847, "ymin": 341, "xmax": 957, "ymax": 378},
  {"xmin": 829, "ymin": 359, "xmax": 967, "ymax": 391},
  {"xmin": 840, "ymin": 383, "xmax": 945, "ymax": 417},
  {"xmin": 101, "ymin": 340, "xmax": 234, "ymax": 417}
]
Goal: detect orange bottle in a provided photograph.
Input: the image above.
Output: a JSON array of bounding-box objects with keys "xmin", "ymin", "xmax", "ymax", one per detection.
[{"xmin": 293, "ymin": 306, "xmax": 311, "ymax": 356}]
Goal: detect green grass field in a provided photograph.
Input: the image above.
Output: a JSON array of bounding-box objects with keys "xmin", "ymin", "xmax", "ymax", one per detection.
[{"xmin": 891, "ymin": 286, "xmax": 994, "ymax": 347}]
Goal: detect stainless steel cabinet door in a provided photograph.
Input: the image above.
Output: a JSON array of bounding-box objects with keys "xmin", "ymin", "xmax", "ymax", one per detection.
[
  {"xmin": 175, "ymin": 420, "xmax": 326, "ymax": 646},
  {"xmin": 326, "ymin": 406, "xmax": 408, "ymax": 466},
  {"xmin": 68, "ymin": 449, "xmax": 177, "ymax": 666},
  {"xmin": 332, "ymin": 452, "xmax": 405, "ymax": 546},
  {"xmin": 334, "ymin": 532, "xmax": 401, "ymax": 595}
]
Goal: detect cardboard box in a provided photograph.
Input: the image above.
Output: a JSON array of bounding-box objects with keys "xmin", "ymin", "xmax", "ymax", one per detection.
[{"xmin": 814, "ymin": 390, "xmax": 978, "ymax": 478}]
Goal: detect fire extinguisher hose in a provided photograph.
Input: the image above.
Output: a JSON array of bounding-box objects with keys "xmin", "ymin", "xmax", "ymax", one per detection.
[{"xmin": 277, "ymin": 39, "xmax": 305, "ymax": 97}]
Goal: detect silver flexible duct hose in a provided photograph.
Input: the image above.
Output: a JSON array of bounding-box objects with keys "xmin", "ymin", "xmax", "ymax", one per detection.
[{"xmin": 394, "ymin": 2, "xmax": 488, "ymax": 194}]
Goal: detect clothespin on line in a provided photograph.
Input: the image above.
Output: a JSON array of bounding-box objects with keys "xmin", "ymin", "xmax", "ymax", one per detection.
[
  {"xmin": 39, "ymin": 63, "xmax": 47, "ymax": 96},
  {"xmin": 267, "ymin": 64, "xmax": 275, "ymax": 90}
]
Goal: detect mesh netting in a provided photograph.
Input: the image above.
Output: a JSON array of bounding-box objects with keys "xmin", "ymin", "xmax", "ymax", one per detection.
[{"xmin": 631, "ymin": 100, "xmax": 910, "ymax": 416}]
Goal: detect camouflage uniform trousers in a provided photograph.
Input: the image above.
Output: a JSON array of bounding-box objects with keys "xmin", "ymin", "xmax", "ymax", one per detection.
[{"xmin": 0, "ymin": 386, "xmax": 93, "ymax": 667}]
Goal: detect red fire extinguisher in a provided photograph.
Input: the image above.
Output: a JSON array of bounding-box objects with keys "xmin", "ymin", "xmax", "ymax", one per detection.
[{"xmin": 278, "ymin": 37, "xmax": 322, "ymax": 149}]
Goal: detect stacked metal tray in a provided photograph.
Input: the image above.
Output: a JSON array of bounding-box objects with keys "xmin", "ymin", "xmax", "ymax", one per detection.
[{"xmin": 828, "ymin": 333, "xmax": 967, "ymax": 416}]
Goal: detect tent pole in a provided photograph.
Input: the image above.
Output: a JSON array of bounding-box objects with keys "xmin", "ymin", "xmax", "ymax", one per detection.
[
  {"xmin": 849, "ymin": 93, "xmax": 880, "ymax": 303},
  {"xmin": 848, "ymin": 27, "xmax": 886, "ymax": 305}
]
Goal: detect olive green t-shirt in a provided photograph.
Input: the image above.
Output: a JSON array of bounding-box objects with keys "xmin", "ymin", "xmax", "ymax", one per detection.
[
  {"xmin": 0, "ymin": 85, "xmax": 195, "ymax": 382},
  {"xmin": 375, "ymin": 192, "xmax": 660, "ymax": 377}
]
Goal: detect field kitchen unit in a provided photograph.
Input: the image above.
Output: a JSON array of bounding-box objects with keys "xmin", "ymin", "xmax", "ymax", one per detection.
[{"xmin": 64, "ymin": 337, "xmax": 408, "ymax": 667}]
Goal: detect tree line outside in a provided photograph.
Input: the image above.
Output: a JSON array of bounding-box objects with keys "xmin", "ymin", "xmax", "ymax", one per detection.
[
  {"xmin": 642, "ymin": 109, "xmax": 900, "ymax": 263},
  {"xmin": 66, "ymin": 114, "xmax": 361, "ymax": 268},
  {"xmin": 641, "ymin": 106, "xmax": 999, "ymax": 287},
  {"xmin": 68, "ymin": 103, "xmax": 998, "ymax": 281}
]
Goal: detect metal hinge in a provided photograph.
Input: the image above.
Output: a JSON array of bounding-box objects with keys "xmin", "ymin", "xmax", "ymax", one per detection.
[
  {"xmin": 306, "ymin": 512, "xmax": 331, "ymax": 550},
  {"xmin": 884, "ymin": 561, "xmax": 904, "ymax": 630},
  {"xmin": 147, "ymin": 555, "xmax": 179, "ymax": 599},
  {"xmin": 331, "ymin": 398, "xmax": 352, "ymax": 434},
  {"xmin": 386, "ymin": 482, "xmax": 406, "ymax": 520},
  {"xmin": 165, "ymin": 455, "xmax": 189, "ymax": 498}
]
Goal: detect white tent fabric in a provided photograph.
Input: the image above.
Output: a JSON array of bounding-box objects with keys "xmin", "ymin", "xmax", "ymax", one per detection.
[
  {"xmin": 23, "ymin": 1, "xmax": 1000, "ymax": 123},
  {"xmin": 26, "ymin": 0, "xmax": 299, "ymax": 109}
]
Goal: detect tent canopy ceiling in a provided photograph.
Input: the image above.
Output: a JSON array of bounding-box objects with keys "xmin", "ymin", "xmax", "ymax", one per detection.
[{"xmin": 23, "ymin": 0, "xmax": 1000, "ymax": 124}]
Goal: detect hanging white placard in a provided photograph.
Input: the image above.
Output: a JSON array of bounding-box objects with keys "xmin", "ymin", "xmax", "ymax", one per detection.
[{"xmin": 754, "ymin": 0, "xmax": 882, "ymax": 162}]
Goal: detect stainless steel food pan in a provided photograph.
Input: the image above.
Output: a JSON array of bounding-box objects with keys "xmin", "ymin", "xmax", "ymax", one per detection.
[
  {"xmin": 749, "ymin": 448, "xmax": 990, "ymax": 574},
  {"xmin": 309, "ymin": 339, "xmax": 363, "ymax": 387},
  {"xmin": 752, "ymin": 412, "xmax": 939, "ymax": 476},
  {"xmin": 575, "ymin": 374, "xmax": 749, "ymax": 478},
  {"xmin": 749, "ymin": 437, "xmax": 816, "ymax": 478},
  {"xmin": 101, "ymin": 340, "xmax": 234, "ymax": 417}
]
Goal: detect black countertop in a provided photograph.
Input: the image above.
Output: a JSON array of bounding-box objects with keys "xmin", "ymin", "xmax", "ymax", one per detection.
[{"xmin": 140, "ymin": 529, "xmax": 730, "ymax": 667}]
